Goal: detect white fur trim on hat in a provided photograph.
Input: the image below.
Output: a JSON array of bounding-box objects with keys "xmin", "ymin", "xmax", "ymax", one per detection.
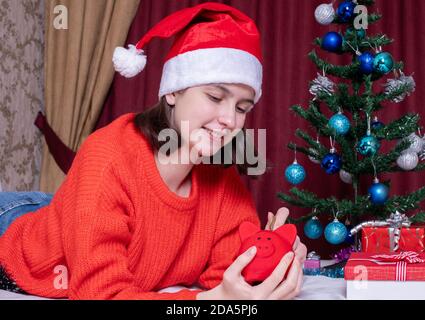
[
  {"xmin": 113, "ymin": 45, "xmax": 147, "ymax": 78},
  {"xmin": 158, "ymin": 48, "xmax": 263, "ymax": 103}
]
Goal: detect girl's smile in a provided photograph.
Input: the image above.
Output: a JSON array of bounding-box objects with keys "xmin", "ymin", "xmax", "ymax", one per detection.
[{"xmin": 202, "ymin": 127, "xmax": 229, "ymax": 143}]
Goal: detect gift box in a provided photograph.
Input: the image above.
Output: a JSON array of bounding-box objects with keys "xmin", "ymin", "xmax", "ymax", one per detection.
[
  {"xmin": 345, "ymin": 251, "xmax": 425, "ymax": 300},
  {"xmin": 303, "ymin": 251, "xmax": 321, "ymax": 276},
  {"xmin": 361, "ymin": 226, "xmax": 425, "ymax": 253}
]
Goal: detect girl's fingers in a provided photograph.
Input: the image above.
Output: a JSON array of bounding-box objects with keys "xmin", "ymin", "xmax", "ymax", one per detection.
[
  {"xmin": 259, "ymin": 251, "xmax": 294, "ymax": 294},
  {"xmin": 268, "ymin": 257, "xmax": 301, "ymax": 300},
  {"xmin": 266, "ymin": 207, "xmax": 290, "ymax": 231},
  {"xmin": 295, "ymin": 267, "xmax": 304, "ymax": 294},
  {"xmin": 224, "ymin": 246, "xmax": 257, "ymax": 280},
  {"xmin": 295, "ymin": 242, "xmax": 308, "ymax": 264},
  {"xmin": 265, "ymin": 212, "xmax": 274, "ymax": 230},
  {"xmin": 293, "ymin": 236, "xmax": 300, "ymax": 250},
  {"xmin": 285, "ymin": 264, "xmax": 304, "ymax": 300},
  {"xmin": 273, "ymin": 207, "xmax": 289, "ymax": 230}
]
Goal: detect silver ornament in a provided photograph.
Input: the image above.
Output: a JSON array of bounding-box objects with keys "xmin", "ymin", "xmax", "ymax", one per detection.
[
  {"xmin": 405, "ymin": 133, "xmax": 424, "ymax": 153},
  {"xmin": 397, "ymin": 151, "xmax": 419, "ymax": 171},
  {"xmin": 309, "ymin": 73, "xmax": 335, "ymax": 98},
  {"xmin": 420, "ymin": 149, "xmax": 425, "ymax": 161},
  {"xmin": 308, "ymin": 148, "xmax": 321, "ymax": 164},
  {"xmin": 420, "ymin": 136, "xmax": 425, "ymax": 160},
  {"xmin": 339, "ymin": 169, "xmax": 353, "ymax": 184},
  {"xmin": 383, "ymin": 72, "xmax": 416, "ymax": 103},
  {"xmin": 314, "ymin": 3, "xmax": 335, "ymax": 25},
  {"xmin": 397, "ymin": 133, "xmax": 424, "ymax": 154}
]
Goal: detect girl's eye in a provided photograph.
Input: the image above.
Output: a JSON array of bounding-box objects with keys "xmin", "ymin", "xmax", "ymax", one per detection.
[
  {"xmin": 207, "ymin": 94, "xmax": 222, "ymax": 103},
  {"xmin": 236, "ymin": 107, "xmax": 248, "ymax": 114}
]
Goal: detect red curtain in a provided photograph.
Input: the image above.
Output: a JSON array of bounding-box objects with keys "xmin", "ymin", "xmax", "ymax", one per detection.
[{"xmin": 96, "ymin": 0, "xmax": 425, "ymax": 256}]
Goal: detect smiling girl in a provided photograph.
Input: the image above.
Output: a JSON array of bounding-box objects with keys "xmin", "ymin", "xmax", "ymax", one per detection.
[{"xmin": 0, "ymin": 2, "xmax": 306, "ymax": 300}]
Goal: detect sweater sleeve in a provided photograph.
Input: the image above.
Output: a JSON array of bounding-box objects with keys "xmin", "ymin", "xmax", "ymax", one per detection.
[
  {"xmin": 60, "ymin": 137, "xmax": 202, "ymax": 300},
  {"xmin": 197, "ymin": 166, "xmax": 261, "ymax": 290}
]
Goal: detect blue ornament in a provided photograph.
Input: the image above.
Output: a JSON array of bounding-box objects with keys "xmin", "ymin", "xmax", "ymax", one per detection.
[
  {"xmin": 321, "ymin": 32, "xmax": 343, "ymax": 53},
  {"xmin": 355, "ymin": 28, "xmax": 366, "ymax": 40},
  {"xmin": 373, "ymin": 52, "xmax": 394, "ymax": 74},
  {"xmin": 285, "ymin": 161, "xmax": 306, "ymax": 185},
  {"xmin": 371, "ymin": 117, "xmax": 385, "ymax": 140},
  {"xmin": 304, "ymin": 217, "xmax": 323, "ymax": 240},
  {"xmin": 329, "ymin": 113, "xmax": 351, "ymax": 135},
  {"xmin": 358, "ymin": 52, "xmax": 375, "ymax": 75},
  {"xmin": 368, "ymin": 180, "xmax": 389, "ymax": 205},
  {"xmin": 345, "ymin": 225, "xmax": 355, "ymax": 244},
  {"xmin": 321, "ymin": 152, "xmax": 342, "ymax": 174},
  {"xmin": 337, "ymin": 1, "xmax": 356, "ymax": 23},
  {"xmin": 371, "ymin": 119, "xmax": 385, "ymax": 131},
  {"xmin": 324, "ymin": 219, "xmax": 348, "ymax": 245},
  {"xmin": 356, "ymin": 135, "xmax": 380, "ymax": 156}
]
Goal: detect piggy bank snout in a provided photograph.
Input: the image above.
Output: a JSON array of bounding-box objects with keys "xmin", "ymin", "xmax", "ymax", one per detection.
[{"xmin": 254, "ymin": 237, "xmax": 275, "ymax": 258}]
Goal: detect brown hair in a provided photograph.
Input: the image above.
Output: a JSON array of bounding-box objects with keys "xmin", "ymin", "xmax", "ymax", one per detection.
[{"xmin": 134, "ymin": 97, "xmax": 269, "ymax": 178}]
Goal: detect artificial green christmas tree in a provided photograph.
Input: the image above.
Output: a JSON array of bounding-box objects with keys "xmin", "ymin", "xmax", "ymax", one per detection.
[{"xmin": 278, "ymin": 0, "xmax": 425, "ymax": 247}]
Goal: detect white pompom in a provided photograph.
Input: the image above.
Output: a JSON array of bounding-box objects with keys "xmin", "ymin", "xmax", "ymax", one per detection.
[
  {"xmin": 315, "ymin": 3, "xmax": 335, "ymax": 25},
  {"xmin": 113, "ymin": 44, "xmax": 146, "ymax": 78}
]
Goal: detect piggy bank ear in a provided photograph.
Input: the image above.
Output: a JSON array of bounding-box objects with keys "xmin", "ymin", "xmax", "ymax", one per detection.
[
  {"xmin": 274, "ymin": 224, "xmax": 297, "ymax": 246},
  {"xmin": 239, "ymin": 221, "xmax": 260, "ymax": 242}
]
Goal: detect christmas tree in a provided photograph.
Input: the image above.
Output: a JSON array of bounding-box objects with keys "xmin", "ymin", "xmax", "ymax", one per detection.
[{"xmin": 278, "ymin": 0, "xmax": 425, "ymax": 247}]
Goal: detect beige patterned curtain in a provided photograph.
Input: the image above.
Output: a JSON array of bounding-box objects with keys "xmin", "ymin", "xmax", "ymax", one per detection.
[
  {"xmin": 41, "ymin": 0, "xmax": 140, "ymax": 192},
  {"xmin": 0, "ymin": 0, "xmax": 44, "ymax": 191}
]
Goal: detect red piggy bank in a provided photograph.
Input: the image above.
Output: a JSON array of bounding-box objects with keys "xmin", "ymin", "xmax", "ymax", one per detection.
[{"xmin": 238, "ymin": 221, "xmax": 297, "ymax": 284}]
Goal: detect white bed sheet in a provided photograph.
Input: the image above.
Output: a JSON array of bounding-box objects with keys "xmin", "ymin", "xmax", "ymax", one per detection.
[{"xmin": 0, "ymin": 275, "xmax": 346, "ymax": 300}]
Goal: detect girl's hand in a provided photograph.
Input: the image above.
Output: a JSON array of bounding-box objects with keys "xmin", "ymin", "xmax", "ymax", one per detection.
[
  {"xmin": 197, "ymin": 247, "xmax": 303, "ymax": 300},
  {"xmin": 265, "ymin": 207, "xmax": 308, "ymax": 264}
]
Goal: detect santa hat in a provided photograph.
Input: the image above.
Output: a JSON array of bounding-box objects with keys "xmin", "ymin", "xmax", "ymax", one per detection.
[{"xmin": 112, "ymin": 2, "xmax": 263, "ymax": 103}]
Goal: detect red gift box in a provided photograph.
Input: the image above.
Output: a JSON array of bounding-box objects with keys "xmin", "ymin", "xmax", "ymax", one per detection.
[
  {"xmin": 345, "ymin": 252, "xmax": 425, "ymax": 299},
  {"xmin": 361, "ymin": 226, "xmax": 425, "ymax": 253},
  {"xmin": 345, "ymin": 252, "xmax": 425, "ymax": 281}
]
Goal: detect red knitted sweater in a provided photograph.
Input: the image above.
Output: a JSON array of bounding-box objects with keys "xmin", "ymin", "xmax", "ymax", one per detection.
[{"xmin": 0, "ymin": 113, "xmax": 260, "ymax": 299}]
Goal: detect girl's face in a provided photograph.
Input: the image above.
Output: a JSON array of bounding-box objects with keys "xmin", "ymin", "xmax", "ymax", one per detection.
[{"xmin": 165, "ymin": 83, "xmax": 255, "ymax": 158}]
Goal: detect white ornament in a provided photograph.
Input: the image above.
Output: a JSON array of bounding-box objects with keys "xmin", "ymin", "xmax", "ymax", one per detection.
[
  {"xmin": 397, "ymin": 151, "xmax": 419, "ymax": 171},
  {"xmin": 405, "ymin": 133, "xmax": 424, "ymax": 154},
  {"xmin": 420, "ymin": 135, "xmax": 425, "ymax": 161},
  {"xmin": 315, "ymin": 3, "xmax": 335, "ymax": 25},
  {"xmin": 309, "ymin": 73, "xmax": 335, "ymax": 98},
  {"xmin": 383, "ymin": 72, "xmax": 416, "ymax": 103},
  {"xmin": 113, "ymin": 44, "xmax": 147, "ymax": 78},
  {"xmin": 308, "ymin": 148, "xmax": 321, "ymax": 164},
  {"xmin": 420, "ymin": 149, "xmax": 425, "ymax": 161},
  {"xmin": 339, "ymin": 169, "xmax": 353, "ymax": 184}
]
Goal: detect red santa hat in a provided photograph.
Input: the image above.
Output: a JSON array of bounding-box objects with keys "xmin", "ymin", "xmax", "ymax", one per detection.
[{"xmin": 112, "ymin": 2, "xmax": 263, "ymax": 103}]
